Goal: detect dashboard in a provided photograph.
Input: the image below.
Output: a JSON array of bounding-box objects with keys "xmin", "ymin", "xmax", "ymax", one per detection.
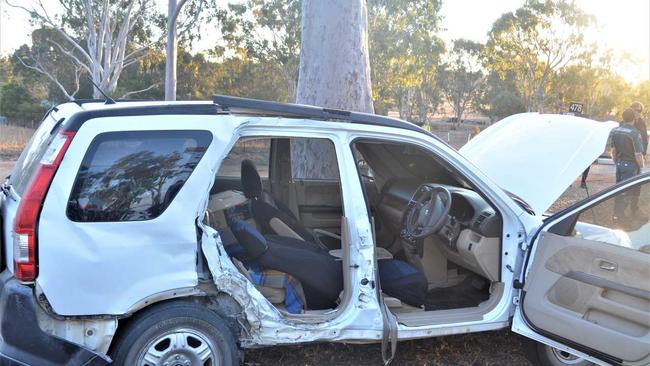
[{"xmin": 377, "ymin": 180, "xmax": 502, "ymax": 281}]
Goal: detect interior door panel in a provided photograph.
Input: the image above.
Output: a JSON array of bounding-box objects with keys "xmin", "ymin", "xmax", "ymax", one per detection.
[
  {"xmin": 523, "ymin": 231, "xmax": 650, "ymax": 363},
  {"xmin": 290, "ymin": 180, "xmax": 343, "ymax": 232}
]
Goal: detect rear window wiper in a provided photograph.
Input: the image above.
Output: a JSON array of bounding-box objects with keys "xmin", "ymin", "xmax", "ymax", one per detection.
[{"xmin": 49, "ymin": 118, "xmax": 65, "ymax": 135}]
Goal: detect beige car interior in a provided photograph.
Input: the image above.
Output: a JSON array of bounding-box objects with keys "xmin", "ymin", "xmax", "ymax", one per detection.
[
  {"xmin": 522, "ymin": 180, "xmax": 650, "ymax": 364},
  {"xmin": 351, "ymin": 139, "xmax": 506, "ymax": 325}
]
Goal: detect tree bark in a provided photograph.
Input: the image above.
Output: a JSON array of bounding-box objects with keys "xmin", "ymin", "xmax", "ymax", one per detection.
[
  {"xmin": 296, "ymin": 0, "xmax": 374, "ymax": 113},
  {"xmin": 165, "ymin": 0, "xmax": 178, "ymax": 101},
  {"xmin": 294, "ymin": 0, "xmax": 374, "ymax": 179}
]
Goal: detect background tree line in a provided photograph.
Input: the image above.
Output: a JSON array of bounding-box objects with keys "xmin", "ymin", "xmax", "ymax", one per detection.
[{"xmin": 1, "ymin": 0, "xmax": 648, "ymax": 127}]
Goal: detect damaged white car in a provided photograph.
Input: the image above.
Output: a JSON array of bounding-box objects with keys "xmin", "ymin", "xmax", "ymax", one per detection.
[{"xmin": 0, "ymin": 96, "xmax": 648, "ymax": 366}]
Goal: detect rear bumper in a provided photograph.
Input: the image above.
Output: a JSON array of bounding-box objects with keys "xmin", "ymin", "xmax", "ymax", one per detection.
[{"xmin": 0, "ymin": 271, "xmax": 110, "ymax": 365}]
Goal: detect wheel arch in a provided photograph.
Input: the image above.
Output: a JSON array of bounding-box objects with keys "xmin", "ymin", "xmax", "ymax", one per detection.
[{"xmin": 109, "ymin": 292, "xmax": 248, "ymax": 357}]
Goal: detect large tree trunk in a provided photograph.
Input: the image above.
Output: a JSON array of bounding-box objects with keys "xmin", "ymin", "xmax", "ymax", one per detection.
[
  {"xmin": 165, "ymin": 0, "xmax": 178, "ymax": 101},
  {"xmin": 296, "ymin": 0, "xmax": 373, "ymax": 113},
  {"xmin": 293, "ymin": 0, "xmax": 374, "ymax": 180}
]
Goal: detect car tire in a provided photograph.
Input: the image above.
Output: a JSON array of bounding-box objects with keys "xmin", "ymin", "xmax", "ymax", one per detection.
[
  {"xmin": 526, "ymin": 341, "xmax": 593, "ymax": 366},
  {"xmin": 110, "ymin": 300, "xmax": 241, "ymax": 366}
]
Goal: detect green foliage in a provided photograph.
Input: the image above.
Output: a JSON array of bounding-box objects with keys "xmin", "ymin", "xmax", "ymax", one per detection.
[
  {"xmin": 113, "ymin": 48, "xmax": 293, "ymax": 102},
  {"xmin": 438, "ymin": 39, "xmax": 485, "ymax": 124},
  {"xmin": 14, "ymin": 28, "xmax": 92, "ymax": 101},
  {"xmin": 368, "ymin": 0, "xmax": 445, "ymax": 122},
  {"xmin": 485, "ymin": 0, "xmax": 593, "ymax": 112},
  {"xmin": 0, "ymin": 57, "xmax": 14, "ymax": 86},
  {"xmin": 548, "ymin": 63, "xmax": 630, "ymax": 119},
  {"xmin": 2, "ymin": 0, "xmax": 646, "ymax": 129},
  {"xmin": 478, "ymin": 71, "xmax": 527, "ymax": 121},
  {"xmin": 0, "ymin": 83, "xmax": 46, "ymax": 124},
  {"xmin": 223, "ymin": 0, "xmax": 301, "ymax": 100},
  {"xmin": 55, "ymin": 0, "xmax": 159, "ymax": 46}
]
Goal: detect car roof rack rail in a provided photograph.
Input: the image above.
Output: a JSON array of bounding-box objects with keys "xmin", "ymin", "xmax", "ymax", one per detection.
[
  {"xmin": 212, "ymin": 94, "xmax": 431, "ymax": 135},
  {"xmin": 71, "ymin": 98, "xmax": 151, "ymax": 106}
]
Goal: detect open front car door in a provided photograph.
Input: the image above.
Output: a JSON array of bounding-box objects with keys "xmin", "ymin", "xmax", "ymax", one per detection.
[{"xmin": 512, "ymin": 173, "xmax": 650, "ymax": 366}]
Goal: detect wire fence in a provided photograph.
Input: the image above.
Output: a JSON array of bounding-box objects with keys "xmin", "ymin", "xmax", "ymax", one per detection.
[{"xmin": 430, "ymin": 130, "xmax": 473, "ymax": 149}]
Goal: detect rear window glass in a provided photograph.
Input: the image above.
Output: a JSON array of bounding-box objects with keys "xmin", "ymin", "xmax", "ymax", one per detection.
[
  {"xmin": 67, "ymin": 130, "xmax": 212, "ymax": 222},
  {"xmin": 10, "ymin": 110, "xmax": 61, "ymax": 195}
]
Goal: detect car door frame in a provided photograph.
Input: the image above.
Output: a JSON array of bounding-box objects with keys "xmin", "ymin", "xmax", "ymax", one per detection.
[
  {"xmin": 342, "ymin": 127, "xmax": 529, "ymax": 340},
  {"xmin": 211, "ymin": 121, "xmax": 389, "ymax": 344},
  {"xmin": 512, "ymin": 172, "xmax": 650, "ymax": 366}
]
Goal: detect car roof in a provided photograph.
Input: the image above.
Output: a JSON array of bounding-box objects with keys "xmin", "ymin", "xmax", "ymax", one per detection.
[{"xmin": 56, "ymin": 96, "xmax": 443, "ymax": 144}]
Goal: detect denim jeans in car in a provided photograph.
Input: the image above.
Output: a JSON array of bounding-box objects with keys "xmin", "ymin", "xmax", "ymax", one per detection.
[{"xmin": 614, "ymin": 161, "xmax": 641, "ymax": 220}]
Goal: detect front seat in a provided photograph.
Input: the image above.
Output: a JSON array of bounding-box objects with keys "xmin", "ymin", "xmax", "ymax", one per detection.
[
  {"xmin": 229, "ymin": 219, "xmax": 428, "ymax": 309},
  {"xmin": 241, "ymin": 159, "xmax": 319, "ymax": 243}
]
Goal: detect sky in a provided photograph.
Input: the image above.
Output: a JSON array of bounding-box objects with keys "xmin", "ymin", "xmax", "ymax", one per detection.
[{"xmin": 1, "ymin": 0, "xmax": 649, "ymax": 83}]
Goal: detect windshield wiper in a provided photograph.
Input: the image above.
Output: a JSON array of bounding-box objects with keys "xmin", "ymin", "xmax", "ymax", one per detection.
[{"xmin": 505, "ymin": 190, "xmax": 535, "ymax": 215}]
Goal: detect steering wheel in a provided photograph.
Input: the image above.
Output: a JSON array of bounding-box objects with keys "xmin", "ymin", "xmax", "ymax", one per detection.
[{"xmin": 401, "ymin": 184, "xmax": 452, "ymax": 241}]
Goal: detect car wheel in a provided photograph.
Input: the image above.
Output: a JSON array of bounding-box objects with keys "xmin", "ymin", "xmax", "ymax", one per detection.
[
  {"xmin": 530, "ymin": 342, "xmax": 593, "ymax": 366},
  {"xmin": 111, "ymin": 301, "xmax": 240, "ymax": 366}
]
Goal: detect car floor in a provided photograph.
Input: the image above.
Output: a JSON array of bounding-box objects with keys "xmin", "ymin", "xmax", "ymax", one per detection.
[{"xmin": 424, "ymin": 274, "xmax": 490, "ymax": 311}]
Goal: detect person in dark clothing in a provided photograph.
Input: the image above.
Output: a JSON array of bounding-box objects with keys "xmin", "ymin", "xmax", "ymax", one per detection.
[
  {"xmin": 580, "ymin": 166, "xmax": 590, "ymax": 189},
  {"xmin": 630, "ymin": 101, "xmax": 648, "ymax": 157},
  {"xmin": 611, "ymin": 108, "xmax": 645, "ymax": 222}
]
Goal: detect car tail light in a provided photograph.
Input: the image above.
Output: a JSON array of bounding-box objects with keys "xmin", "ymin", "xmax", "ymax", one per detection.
[{"xmin": 14, "ymin": 130, "xmax": 74, "ymax": 282}]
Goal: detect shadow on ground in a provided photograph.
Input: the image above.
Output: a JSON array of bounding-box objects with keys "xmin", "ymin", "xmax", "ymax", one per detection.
[{"xmin": 244, "ymin": 330, "xmax": 533, "ymax": 365}]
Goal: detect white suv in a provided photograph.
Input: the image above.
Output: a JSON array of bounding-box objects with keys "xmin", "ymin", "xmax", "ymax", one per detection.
[{"xmin": 0, "ymin": 96, "xmax": 648, "ymax": 366}]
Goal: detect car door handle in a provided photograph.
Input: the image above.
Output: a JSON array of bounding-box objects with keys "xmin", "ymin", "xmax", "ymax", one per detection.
[{"xmin": 598, "ymin": 260, "xmax": 617, "ymax": 271}]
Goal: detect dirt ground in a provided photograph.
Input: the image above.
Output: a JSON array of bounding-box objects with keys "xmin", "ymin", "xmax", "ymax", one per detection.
[{"xmin": 244, "ymin": 330, "xmax": 533, "ymax": 365}]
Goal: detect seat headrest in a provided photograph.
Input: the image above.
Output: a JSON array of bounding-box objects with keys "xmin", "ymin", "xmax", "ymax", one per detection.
[
  {"xmin": 241, "ymin": 159, "xmax": 262, "ymax": 199},
  {"xmin": 230, "ymin": 219, "xmax": 268, "ymax": 259}
]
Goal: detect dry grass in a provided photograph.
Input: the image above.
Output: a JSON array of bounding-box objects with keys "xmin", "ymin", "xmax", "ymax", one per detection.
[{"xmin": 0, "ymin": 125, "xmax": 34, "ymax": 159}]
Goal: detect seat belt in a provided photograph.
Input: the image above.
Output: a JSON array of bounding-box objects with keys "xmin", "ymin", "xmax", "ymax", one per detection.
[{"xmin": 379, "ymin": 293, "xmax": 398, "ymax": 365}]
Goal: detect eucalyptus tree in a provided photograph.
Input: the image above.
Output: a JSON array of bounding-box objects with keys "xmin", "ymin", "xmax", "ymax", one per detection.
[
  {"xmin": 293, "ymin": 0, "xmax": 373, "ymax": 184},
  {"xmin": 8, "ymin": 0, "xmax": 159, "ymax": 99},
  {"xmin": 438, "ymin": 39, "xmax": 485, "ymax": 125},
  {"xmin": 164, "ymin": 0, "xmax": 225, "ymax": 100},
  {"xmin": 368, "ymin": 0, "xmax": 445, "ymax": 121},
  {"xmin": 485, "ymin": 0, "xmax": 593, "ymax": 112}
]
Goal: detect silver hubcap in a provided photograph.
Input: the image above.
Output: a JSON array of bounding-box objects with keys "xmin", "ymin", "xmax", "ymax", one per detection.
[
  {"xmin": 138, "ymin": 329, "xmax": 218, "ymax": 366},
  {"xmin": 550, "ymin": 347, "xmax": 584, "ymax": 365}
]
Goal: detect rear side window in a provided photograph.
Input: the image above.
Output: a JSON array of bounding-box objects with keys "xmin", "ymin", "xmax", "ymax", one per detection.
[{"xmin": 67, "ymin": 130, "xmax": 212, "ymax": 222}]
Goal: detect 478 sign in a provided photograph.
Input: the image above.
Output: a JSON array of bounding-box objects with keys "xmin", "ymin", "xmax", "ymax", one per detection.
[{"xmin": 568, "ymin": 102, "xmax": 584, "ymax": 115}]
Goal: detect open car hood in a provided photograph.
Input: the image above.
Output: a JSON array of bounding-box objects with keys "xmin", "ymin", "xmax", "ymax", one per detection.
[{"xmin": 460, "ymin": 113, "xmax": 617, "ymax": 215}]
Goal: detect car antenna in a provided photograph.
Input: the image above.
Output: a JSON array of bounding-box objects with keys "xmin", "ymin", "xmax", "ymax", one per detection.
[{"xmin": 87, "ymin": 76, "xmax": 116, "ymax": 105}]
